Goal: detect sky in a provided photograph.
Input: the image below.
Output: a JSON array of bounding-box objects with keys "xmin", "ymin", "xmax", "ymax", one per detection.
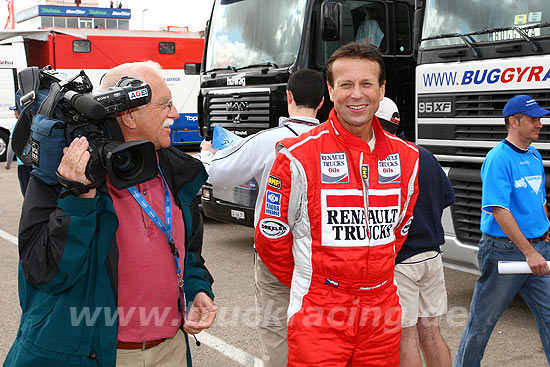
[{"xmin": 1, "ymin": 0, "xmax": 215, "ymax": 32}]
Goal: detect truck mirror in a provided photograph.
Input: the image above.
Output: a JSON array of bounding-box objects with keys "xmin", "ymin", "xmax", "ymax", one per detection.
[
  {"xmin": 184, "ymin": 63, "xmax": 201, "ymax": 75},
  {"xmin": 321, "ymin": 2, "xmax": 342, "ymax": 41}
]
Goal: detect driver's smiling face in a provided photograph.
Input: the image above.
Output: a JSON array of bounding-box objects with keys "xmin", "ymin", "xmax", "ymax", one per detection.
[{"xmin": 328, "ymin": 57, "xmax": 385, "ymax": 130}]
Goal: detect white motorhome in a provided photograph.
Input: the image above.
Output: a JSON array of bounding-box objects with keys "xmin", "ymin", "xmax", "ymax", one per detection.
[{"xmin": 0, "ymin": 28, "xmax": 205, "ymax": 161}]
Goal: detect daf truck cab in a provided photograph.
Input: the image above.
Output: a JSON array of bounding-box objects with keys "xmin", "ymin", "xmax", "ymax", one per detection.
[{"xmin": 415, "ymin": 0, "xmax": 550, "ymax": 272}]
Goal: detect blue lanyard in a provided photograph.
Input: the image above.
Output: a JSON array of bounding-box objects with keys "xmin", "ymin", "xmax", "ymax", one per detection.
[{"xmin": 128, "ymin": 167, "xmax": 184, "ymax": 288}]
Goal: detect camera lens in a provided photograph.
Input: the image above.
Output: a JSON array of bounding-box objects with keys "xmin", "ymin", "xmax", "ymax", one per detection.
[
  {"xmin": 105, "ymin": 140, "xmax": 156, "ymax": 190},
  {"xmin": 111, "ymin": 149, "xmax": 144, "ymax": 180}
]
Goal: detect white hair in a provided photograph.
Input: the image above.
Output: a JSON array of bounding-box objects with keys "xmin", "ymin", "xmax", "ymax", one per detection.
[{"xmin": 100, "ymin": 61, "xmax": 163, "ymax": 89}]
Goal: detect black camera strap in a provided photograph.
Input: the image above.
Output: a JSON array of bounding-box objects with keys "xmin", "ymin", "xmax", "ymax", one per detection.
[
  {"xmin": 37, "ymin": 82, "xmax": 63, "ymax": 117},
  {"xmin": 12, "ymin": 67, "xmax": 41, "ymax": 162},
  {"xmin": 56, "ymin": 171, "xmax": 99, "ymax": 198}
]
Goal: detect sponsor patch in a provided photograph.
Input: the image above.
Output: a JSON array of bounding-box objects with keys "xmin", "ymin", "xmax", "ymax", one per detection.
[
  {"xmin": 325, "ymin": 278, "xmax": 339, "ymax": 288},
  {"xmin": 401, "ymin": 216, "xmax": 413, "ymax": 236},
  {"xmin": 265, "ymin": 190, "xmax": 281, "ymax": 217},
  {"xmin": 267, "ymin": 175, "xmax": 282, "ymax": 189},
  {"xmin": 321, "ymin": 189, "xmax": 401, "ymax": 247},
  {"xmin": 378, "ymin": 153, "xmax": 401, "ymax": 184},
  {"xmin": 524, "ymin": 175, "xmax": 542, "ymax": 194},
  {"xmin": 515, "ymin": 177, "xmax": 527, "ymax": 189},
  {"xmin": 259, "ymin": 218, "xmax": 290, "ymax": 239},
  {"xmin": 361, "ymin": 164, "xmax": 369, "ymax": 180},
  {"xmin": 320, "ymin": 152, "xmax": 350, "ymax": 184},
  {"xmin": 30, "ymin": 138, "xmax": 40, "ymax": 167},
  {"xmin": 128, "ymin": 88, "xmax": 149, "ymax": 100}
]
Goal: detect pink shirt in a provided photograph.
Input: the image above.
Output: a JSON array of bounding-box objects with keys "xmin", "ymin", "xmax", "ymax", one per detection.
[{"xmin": 108, "ymin": 175, "xmax": 186, "ymax": 342}]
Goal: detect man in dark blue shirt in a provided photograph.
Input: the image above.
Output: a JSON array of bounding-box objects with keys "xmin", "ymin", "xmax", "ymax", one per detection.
[{"xmin": 377, "ymin": 97, "xmax": 455, "ymax": 367}]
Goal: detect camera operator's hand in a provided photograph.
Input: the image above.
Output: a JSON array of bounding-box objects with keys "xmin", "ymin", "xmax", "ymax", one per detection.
[
  {"xmin": 58, "ymin": 137, "xmax": 96, "ymax": 198},
  {"xmin": 183, "ymin": 292, "xmax": 218, "ymax": 334}
]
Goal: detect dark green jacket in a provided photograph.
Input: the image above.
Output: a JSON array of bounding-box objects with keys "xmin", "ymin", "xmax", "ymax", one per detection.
[{"xmin": 4, "ymin": 147, "xmax": 213, "ymax": 367}]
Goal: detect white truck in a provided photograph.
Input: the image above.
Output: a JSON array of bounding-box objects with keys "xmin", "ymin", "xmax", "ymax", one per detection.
[{"xmin": 415, "ymin": 0, "xmax": 550, "ymax": 273}]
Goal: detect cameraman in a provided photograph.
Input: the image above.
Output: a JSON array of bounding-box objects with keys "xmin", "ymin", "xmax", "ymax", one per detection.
[{"xmin": 4, "ymin": 61, "xmax": 216, "ymax": 367}]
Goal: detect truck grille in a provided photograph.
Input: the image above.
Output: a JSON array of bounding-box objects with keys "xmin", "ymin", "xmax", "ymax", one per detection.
[
  {"xmin": 448, "ymin": 168, "xmax": 482, "ymax": 247},
  {"xmin": 452, "ymin": 146, "xmax": 550, "ymax": 161},
  {"xmin": 418, "ymin": 89, "xmax": 550, "ymax": 159},
  {"xmin": 454, "ymin": 90, "xmax": 550, "ymax": 117},
  {"xmin": 449, "ymin": 168, "xmax": 550, "ymax": 247},
  {"xmin": 206, "ymin": 89, "xmax": 271, "ymax": 129}
]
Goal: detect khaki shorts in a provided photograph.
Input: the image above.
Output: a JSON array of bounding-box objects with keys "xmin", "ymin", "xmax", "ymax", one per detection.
[{"xmin": 394, "ymin": 251, "xmax": 448, "ymax": 328}]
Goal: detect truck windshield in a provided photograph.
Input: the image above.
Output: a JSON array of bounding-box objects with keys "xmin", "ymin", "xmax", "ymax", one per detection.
[
  {"xmin": 205, "ymin": 0, "xmax": 307, "ymax": 72},
  {"xmin": 421, "ymin": 0, "xmax": 550, "ymax": 49}
]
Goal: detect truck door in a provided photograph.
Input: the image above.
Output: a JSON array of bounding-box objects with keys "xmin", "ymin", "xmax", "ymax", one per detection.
[{"xmin": 313, "ymin": 0, "xmax": 415, "ymax": 137}]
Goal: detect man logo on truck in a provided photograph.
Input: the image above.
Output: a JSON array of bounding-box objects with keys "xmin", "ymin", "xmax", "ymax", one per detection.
[{"xmin": 226, "ymin": 101, "xmax": 249, "ymax": 111}]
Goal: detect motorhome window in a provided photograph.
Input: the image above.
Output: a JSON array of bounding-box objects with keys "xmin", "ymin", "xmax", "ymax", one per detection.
[
  {"xmin": 421, "ymin": 0, "xmax": 550, "ymax": 49},
  {"xmin": 159, "ymin": 42, "xmax": 176, "ymax": 54},
  {"xmin": 205, "ymin": 0, "xmax": 307, "ymax": 71},
  {"xmin": 73, "ymin": 40, "xmax": 91, "ymax": 53},
  {"xmin": 395, "ymin": 2, "xmax": 412, "ymax": 54}
]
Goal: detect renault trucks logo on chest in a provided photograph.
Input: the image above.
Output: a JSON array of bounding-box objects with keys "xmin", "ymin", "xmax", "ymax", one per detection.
[
  {"xmin": 378, "ymin": 153, "xmax": 401, "ymax": 184},
  {"xmin": 321, "ymin": 189, "xmax": 400, "ymax": 247},
  {"xmin": 128, "ymin": 88, "xmax": 149, "ymax": 100},
  {"xmin": 320, "ymin": 152, "xmax": 349, "ymax": 184}
]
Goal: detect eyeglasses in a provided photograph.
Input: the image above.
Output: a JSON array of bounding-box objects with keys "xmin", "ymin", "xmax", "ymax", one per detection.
[{"xmin": 153, "ymin": 99, "xmax": 174, "ymax": 111}]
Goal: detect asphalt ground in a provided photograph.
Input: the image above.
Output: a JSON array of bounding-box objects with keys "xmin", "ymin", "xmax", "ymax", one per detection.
[{"xmin": 0, "ymin": 166, "xmax": 547, "ymax": 366}]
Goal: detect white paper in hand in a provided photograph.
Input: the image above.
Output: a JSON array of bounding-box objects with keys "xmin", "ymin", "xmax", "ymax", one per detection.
[
  {"xmin": 498, "ymin": 261, "xmax": 550, "ymax": 274},
  {"xmin": 212, "ymin": 125, "xmax": 243, "ymax": 149}
]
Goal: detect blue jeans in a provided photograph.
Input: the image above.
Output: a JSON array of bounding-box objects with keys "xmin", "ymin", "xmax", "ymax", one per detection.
[{"xmin": 454, "ymin": 235, "xmax": 550, "ymax": 367}]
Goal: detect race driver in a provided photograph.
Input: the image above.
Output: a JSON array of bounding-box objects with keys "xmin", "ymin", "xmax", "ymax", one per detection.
[{"xmin": 255, "ymin": 42, "xmax": 419, "ymax": 366}]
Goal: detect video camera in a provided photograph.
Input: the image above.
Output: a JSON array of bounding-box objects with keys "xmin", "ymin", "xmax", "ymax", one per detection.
[{"xmin": 12, "ymin": 67, "xmax": 158, "ymax": 195}]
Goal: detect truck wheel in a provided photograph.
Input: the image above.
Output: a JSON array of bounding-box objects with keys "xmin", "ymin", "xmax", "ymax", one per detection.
[{"xmin": 0, "ymin": 130, "xmax": 8, "ymax": 162}]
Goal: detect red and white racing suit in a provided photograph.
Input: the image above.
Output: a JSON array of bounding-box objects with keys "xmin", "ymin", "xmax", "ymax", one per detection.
[{"xmin": 255, "ymin": 109, "xmax": 419, "ymax": 367}]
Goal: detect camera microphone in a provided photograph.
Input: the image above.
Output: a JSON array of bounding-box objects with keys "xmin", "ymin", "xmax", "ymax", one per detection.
[{"xmin": 64, "ymin": 90, "xmax": 106, "ymax": 120}]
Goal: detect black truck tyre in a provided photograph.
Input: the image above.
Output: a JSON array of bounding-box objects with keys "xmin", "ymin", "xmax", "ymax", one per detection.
[{"xmin": 0, "ymin": 130, "xmax": 8, "ymax": 162}]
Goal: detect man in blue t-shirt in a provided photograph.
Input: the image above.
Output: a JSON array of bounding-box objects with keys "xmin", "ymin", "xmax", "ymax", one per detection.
[{"xmin": 455, "ymin": 95, "xmax": 550, "ymax": 367}]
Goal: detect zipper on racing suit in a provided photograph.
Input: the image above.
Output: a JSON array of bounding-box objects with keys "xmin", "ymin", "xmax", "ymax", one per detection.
[{"xmin": 359, "ymin": 152, "xmax": 370, "ymax": 241}]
